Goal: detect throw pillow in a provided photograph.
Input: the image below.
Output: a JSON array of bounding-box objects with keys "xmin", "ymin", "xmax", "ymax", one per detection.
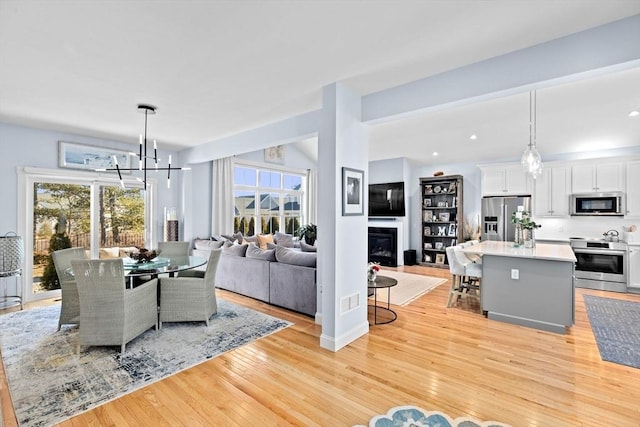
[
  {"xmin": 266, "ymin": 242, "xmax": 277, "ymax": 250},
  {"xmin": 274, "ymin": 231, "xmax": 294, "ymax": 248},
  {"xmin": 275, "ymin": 245, "xmax": 316, "ymax": 268},
  {"xmin": 222, "ymin": 242, "xmax": 248, "ymax": 257},
  {"xmin": 256, "ymin": 234, "xmax": 274, "ymax": 250},
  {"xmin": 245, "ymin": 244, "xmax": 276, "ymax": 261},
  {"xmin": 194, "ymin": 239, "xmax": 224, "ymax": 250},
  {"xmin": 232, "ymin": 232, "xmax": 244, "ymax": 244},
  {"xmin": 244, "ymin": 234, "xmax": 258, "ymax": 243},
  {"xmin": 300, "ymin": 241, "xmax": 317, "ymax": 252}
]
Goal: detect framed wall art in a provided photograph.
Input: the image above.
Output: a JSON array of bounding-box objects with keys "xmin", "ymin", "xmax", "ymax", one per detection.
[
  {"xmin": 435, "ymin": 253, "xmax": 445, "ymax": 264},
  {"xmin": 264, "ymin": 145, "xmax": 285, "ymax": 164},
  {"xmin": 58, "ymin": 141, "xmax": 132, "ymax": 172},
  {"xmin": 342, "ymin": 167, "xmax": 364, "ymax": 216}
]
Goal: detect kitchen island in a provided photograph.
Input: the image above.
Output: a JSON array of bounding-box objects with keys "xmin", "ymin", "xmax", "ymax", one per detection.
[{"xmin": 463, "ymin": 241, "xmax": 577, "ymax": 334}]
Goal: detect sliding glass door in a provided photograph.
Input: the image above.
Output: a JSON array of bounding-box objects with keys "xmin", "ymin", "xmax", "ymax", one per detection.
[{"xmin": 20, "ymin": 168, "xmax": 152, "ymax": 301}]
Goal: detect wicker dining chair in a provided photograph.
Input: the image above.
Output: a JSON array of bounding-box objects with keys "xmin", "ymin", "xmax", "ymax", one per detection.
[
  {"xmin": 71, "ymin": 258, "xmax": 158, "ymax": 353},
  {"xmin": 52, "ymin": 247, "xmax": 87, "ymax": 331},
  {"xmin": 159, "ymin": 248, "xmax": 221, "ymax": 328},
  {"xmin": 157, "ymin": 241, "xmax": 190, "ymax": 258}
]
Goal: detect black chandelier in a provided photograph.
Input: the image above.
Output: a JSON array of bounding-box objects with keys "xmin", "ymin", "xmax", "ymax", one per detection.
[{"xmin": 97, "ymin": 104, "xmax": 189, "ymax": 189}]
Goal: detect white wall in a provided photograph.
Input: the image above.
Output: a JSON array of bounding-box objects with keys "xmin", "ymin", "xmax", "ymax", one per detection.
[{"xmin": 0, "ymin": 122, "xmax": 180, "ymax": 239}]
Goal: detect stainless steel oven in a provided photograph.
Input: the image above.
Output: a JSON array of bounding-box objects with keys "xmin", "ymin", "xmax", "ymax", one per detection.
[{"xmin": 570, "ymin": 238, "xmax": 628, "ymax": 292}]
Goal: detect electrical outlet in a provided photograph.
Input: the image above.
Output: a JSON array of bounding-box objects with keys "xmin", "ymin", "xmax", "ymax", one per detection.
[{"xmin": 511, "ymin": 269, "xmax": 519, "ymax": 280}]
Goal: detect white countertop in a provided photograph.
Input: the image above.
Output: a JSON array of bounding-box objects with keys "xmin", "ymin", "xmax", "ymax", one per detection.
[{"xmin": 462, "ymin": 241, "xmax": 577, "ymax": 263}]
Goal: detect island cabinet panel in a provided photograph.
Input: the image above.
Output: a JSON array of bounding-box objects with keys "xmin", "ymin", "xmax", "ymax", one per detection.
[
  {"xmin": 481, "ymin": 255, "xmax": 575, "ymax": 334},
  {"xmin": 626, "ymin": 160, "xmax": 640, "ymax": 218}
]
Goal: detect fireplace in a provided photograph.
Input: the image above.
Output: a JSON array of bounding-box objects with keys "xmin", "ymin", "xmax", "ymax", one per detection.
[{"xmin": 368, "ymin": 227, "xmax": 398, "ymax": 267}]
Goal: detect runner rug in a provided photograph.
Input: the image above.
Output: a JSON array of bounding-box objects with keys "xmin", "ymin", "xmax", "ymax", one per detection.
[
  {"xmin": 583, "ymin": 294, "xmax": 640, "ymax": 369},
  {"xmin": 354, "ymin": 405, "xmax": 510, "ymax": 427},
  {"xmin": 0, "ymin": 299, "xmax": 291, "ymax": 427},
  {"xmin": 370, "ymin": 270, "xmax": 446, "ymax": 306}
]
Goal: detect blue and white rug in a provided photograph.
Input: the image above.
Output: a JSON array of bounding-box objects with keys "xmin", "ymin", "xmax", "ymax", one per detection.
[
  {"xmin": 354, "ymin": 405, "xmax": 510, "ymax": 427},
  {"xmin": 0, "ymin": 299, "xmax": 291, "ymax": 427},
  {"xmin": 583, "ymin": 295, "xmax": 640, "ymax": 369}
]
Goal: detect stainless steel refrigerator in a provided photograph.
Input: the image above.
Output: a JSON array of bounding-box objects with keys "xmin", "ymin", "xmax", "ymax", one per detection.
[{"xmin": 481, "ymin": 195, "xmax": 532, "ymax": 242}]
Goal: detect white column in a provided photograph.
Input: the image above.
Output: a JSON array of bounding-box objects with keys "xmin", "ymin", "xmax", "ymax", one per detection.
[{"xmin": 318, "ymin": 82, "xmax": 369, "ymax": 352}]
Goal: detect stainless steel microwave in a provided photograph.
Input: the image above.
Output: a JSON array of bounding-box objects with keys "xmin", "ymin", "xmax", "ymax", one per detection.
[{"xmin": 570, "ymin": 192, "xmax": 625, "ymax": 216}]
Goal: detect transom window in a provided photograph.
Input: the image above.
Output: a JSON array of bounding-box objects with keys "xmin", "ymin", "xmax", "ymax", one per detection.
[{"xmin": 233, "ymin": 162, "xmax": 305, "ymax": 236}]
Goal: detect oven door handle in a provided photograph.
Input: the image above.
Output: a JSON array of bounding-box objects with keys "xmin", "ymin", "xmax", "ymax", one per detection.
[{"xmin": 573, "ymin": 248, "xmax": 626, "ymax": 256}]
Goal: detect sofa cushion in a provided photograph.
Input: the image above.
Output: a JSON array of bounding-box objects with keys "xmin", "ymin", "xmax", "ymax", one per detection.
[
  {"xmin": 222, "ymin": 242, "xmax": 248, "ymax": 257},
  {"xmin": 300, "ymin": 241, "xmax": 317, "ymax": 252},
  {"xmin": 274, "ymin": 232, "xmax": 294, "ymax": 248},
  {"xmin": 275, "ymin": 245, "xmax": 316, "ymax": 268},
  {"xmin": 266, "ymin": 242, "xmax": 277, "ymax": 250},
  {"xmin": 245, "ymin": 244, "xmax": 276, "ymax": 261},
  {"xmin": 256, "ymin": 234, "xmax": 274, "ymax": 249},
  {"xmin": 194, "ymin": 239, "xmax": 224, "ymax": 250}
]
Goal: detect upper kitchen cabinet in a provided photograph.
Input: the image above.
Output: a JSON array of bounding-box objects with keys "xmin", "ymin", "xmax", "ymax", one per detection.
[
  {"xmin": 534, "ymin": 165, "xmax": 570, "ymax": 217},
  {"xmin": 571, "ymin": 161, "xmax": 624, "ymax": 193},
  {"xmin": 626, "ymin": 160, "xmax": 640, "ymax": 219},
  {"xmin": 480, "ymin": 164, "xmax": 531, "ymax": 196}
]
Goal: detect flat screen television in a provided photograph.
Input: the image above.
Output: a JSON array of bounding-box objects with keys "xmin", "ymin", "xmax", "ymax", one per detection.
[{"xmin": 368, "ymin": 182, "xmax": 406, "ymax": 217}]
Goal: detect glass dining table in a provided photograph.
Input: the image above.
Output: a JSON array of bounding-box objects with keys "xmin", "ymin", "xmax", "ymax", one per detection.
[
  {"xmin": 66, "ymin": 255, "xmax": 208, "ymax": 288},
  {"xmin": 122, "ymin": 255, "xmax": 207, "ymax": 287}
]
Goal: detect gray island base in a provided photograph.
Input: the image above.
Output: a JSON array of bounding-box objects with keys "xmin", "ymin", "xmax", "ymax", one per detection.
[{"xmin": 463, "ymin": 241, "xmax": 577, "ymax": 334}]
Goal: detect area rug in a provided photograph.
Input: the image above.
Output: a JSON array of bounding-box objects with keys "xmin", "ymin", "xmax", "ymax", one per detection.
[
  {"xmin": 0, "ymin": 299, "xmax": 291, "ymax": 427},
  {"xmin": 583, "ymin": 295, "xmax": 640, "ymax": 369},
  {"xmin": 354, "ymin": 405, "xmax": 511, "ymax": 427},
  {"xmin": 370, "ymin": 271, "xmax": 446, "ymax": 306}
]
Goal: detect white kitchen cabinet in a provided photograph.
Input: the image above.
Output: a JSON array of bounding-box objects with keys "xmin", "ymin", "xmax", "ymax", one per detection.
[
  {"xmin": 625, "ymin": 160, "xmax": 640, "ymax": 218},
  {"xmin": 534, "ymin": 165, "xmax": 569, "ymax": 217},
  {"xmin": 628, "ymin": 245, "xmax": 640, "ymax": 289},
  {"xmin": 571, "ymin": 161, "xmax": 624, "ymax": 193},
  {"xmin": 481, "ymin": 164, "xmax": 531, "ymax": 196}
]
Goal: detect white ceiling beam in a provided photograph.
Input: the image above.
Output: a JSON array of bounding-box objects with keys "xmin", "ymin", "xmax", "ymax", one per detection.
[{"xmin": 362, "ymin": 14, "xmax": 640, "ymax": 125}]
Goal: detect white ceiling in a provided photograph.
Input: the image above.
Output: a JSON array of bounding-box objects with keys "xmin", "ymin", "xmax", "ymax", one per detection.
[{"xmin": 1, "ymin": 1, "xmax": 639, "ymax": 166}]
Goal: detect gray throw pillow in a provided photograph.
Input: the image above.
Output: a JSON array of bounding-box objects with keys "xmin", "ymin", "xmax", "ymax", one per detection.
[
  {"xmin": 194, "ymin": 239, "xmax": 224, "ymax": 250},
  {"xmin": 266, "ymin": 242, "xmax": 277, "ymax": 250},
  {"xmin": 244, "ymin": 235, "xmax": 258, "ymax": 243},
  {"xmin": 222, "ymin": 243, "xmax": 248, "ymax": 257},
  {"xmin": 275, "ymin": 245, "xmax": 316, "ymax": 268},
  {"xmin": 300, "ymin": 241, "xmax": 317, "ymax": 252},
  {"xmin": 246, "ymin": 244, "xmax": 276, "ymax": 261},
  {"xmin": 274, "ymin": 232, "xmax": 294, "ymax": 248}
]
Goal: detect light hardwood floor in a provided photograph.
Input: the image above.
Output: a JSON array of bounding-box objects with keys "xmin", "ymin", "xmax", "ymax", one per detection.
[{"xmin": 2, "ymin": 265, "xmax": 639, "ymax": 426}]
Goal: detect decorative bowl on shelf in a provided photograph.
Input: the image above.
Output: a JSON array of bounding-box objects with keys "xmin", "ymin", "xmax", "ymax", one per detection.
[{"xmin": 126, "ymin": 248, "xmax": 161, "ymax": 263}]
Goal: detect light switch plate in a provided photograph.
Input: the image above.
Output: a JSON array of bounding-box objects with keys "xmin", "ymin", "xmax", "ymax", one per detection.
[{"xmin": 511, "ymin": 269, "xmax": 519, "ymax": 280}]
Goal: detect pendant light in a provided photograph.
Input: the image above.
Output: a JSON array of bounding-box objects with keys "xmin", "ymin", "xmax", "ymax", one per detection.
[
  {"xmin": 521, "ymin": 91, "xmax": 543, "ymax": 179},
  {"xmin": 96, "ymin": 104, "xmax": 190, "ymax": 189}
]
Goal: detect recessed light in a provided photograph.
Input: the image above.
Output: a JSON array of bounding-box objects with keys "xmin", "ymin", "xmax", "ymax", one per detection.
[
  {"xmin": 432, "ymin": 152, "xmax": 438, "ymax": 156},
  {"xmin": 629, "ymin": 110, "xmax": 640, "ymax": 117},
  {"xmin": 470, "ymin": 134, "xmax": 477, "ymax": 140}
]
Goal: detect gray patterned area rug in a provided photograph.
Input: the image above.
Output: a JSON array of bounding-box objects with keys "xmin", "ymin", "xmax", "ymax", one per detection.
[
  {"xmin": 0, "ymin": 299, "xmax": 291, "ymax": 427},
  {"xmin": 583, "ymin": 295, "xmax": 640, "ymax": 369}
]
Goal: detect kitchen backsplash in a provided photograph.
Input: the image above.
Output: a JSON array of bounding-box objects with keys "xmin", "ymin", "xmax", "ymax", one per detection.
[{"xmin": 535, "ymin": 216, "xmax": 639, "ymax": 242}]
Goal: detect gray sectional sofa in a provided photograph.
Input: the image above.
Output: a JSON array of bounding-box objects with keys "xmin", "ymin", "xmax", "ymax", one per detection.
[{"xmin": 192, "ymin": 237, "xmax": 317, "ymax": 317}]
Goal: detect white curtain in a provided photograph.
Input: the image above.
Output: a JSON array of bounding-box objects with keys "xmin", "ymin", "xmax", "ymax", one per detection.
[
  {"xmin": 307, "ymin": 168, "xmax": 317, "ymax": 225},
  {"xmin": 211, "ymin": 157, "xmax": 234, "ymax": 234}
]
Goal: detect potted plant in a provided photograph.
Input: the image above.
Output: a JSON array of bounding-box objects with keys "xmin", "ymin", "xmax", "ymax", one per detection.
[
  {"xmin": 297, "ymin": 223, "xmax": 317, "ymax": 245},
  {"xmin": 511, "ymin": 210, "xmax": 541, "ymax": 247}
]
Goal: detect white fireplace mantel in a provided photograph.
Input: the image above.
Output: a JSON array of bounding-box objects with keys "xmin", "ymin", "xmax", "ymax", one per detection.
[{"xmin": 368, "ymin": 220, "xmax": 404, "ymax": 266}]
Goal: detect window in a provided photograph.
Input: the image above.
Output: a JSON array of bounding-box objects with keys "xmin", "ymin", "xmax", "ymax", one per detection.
[
  {"xmin": 19, "ymin": 167, "xmax": 154, "ymax": 301},
  {"xmin": 233, "ymin": 162, "xmax": 305, "ymax": 236}
]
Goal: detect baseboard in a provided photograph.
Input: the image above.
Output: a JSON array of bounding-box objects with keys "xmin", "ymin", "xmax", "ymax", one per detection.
[{"xmin": 320, "ymin": 320, "xmax": 369, "ymax": 352}]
